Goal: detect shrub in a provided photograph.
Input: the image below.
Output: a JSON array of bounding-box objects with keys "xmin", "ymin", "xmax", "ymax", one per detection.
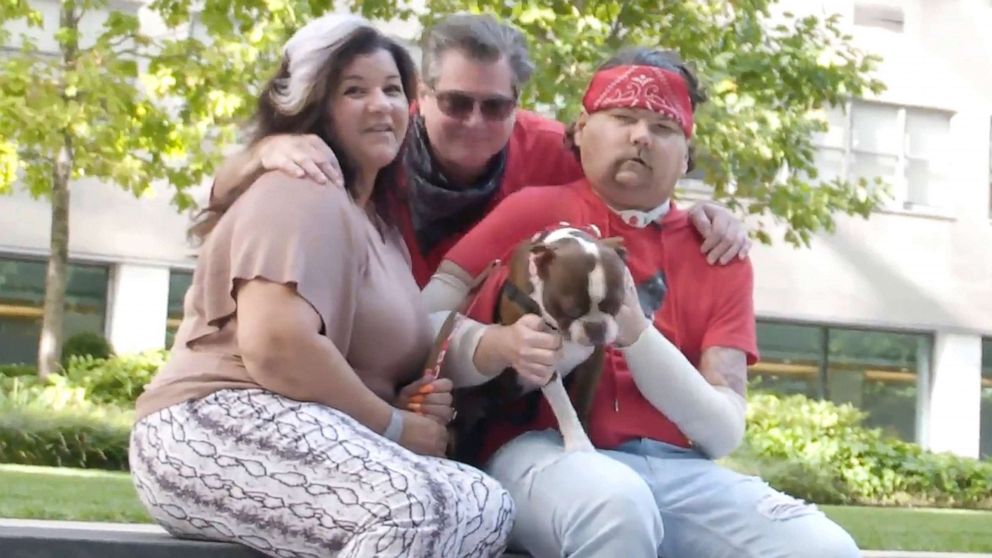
[
  {"xmin": 64, "ymin": 350, "xmax": 166, "ymax": 406},
  {"xmin": 727, "ymin": 391, "xmax": 992, "ymax": 509},
  {"xmin": 1, "ymin": 373, "xmax": 79, "ymax": 407},
  {"xmin": 61, "ymin": 331, "xmax": 114, "ymax": 366},
  {"xmin": 0, "ymin": 363, "xmax": 37, "ymax": 378},
  {"xmin": 1, "ymin": 350, "xmax": 165, "ymax": 408}
]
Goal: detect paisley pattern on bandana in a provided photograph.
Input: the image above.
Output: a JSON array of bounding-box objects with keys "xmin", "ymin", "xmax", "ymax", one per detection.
[{"xmin": 582, "ymin": 65, "xmax": 694, "ymax": 138}]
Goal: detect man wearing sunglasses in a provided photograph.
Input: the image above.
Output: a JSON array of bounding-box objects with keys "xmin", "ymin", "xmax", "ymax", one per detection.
[{"xmin": 210, "ymin": 13, "xmax": 751, "ymax": 286}]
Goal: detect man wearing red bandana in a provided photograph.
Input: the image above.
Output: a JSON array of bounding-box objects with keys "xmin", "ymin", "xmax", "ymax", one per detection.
[{"xmin": 425, "ymin": 48, "xmax": 860, "ymax": 558}]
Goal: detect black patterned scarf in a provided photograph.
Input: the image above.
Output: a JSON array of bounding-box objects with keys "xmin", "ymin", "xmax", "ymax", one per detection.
[{"xmin": 405, "ymin": 115, "xmax": 506, "ymax": 254}]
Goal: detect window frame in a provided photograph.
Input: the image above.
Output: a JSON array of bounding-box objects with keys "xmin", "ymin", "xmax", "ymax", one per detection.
[
  {"xmin": 814, "ymin": 99, "xmax": 954, "ymax": 214},
  {"xmin": 164, "ymin": 267, "xmax": 194, "ymax": 348},
  {"xmin": 0, "ymin": 254, "xmax": 111, "ymax": 364},
  {"xmin": 981, "ymin": 338, "xmax": 992, "ymax": 458}
]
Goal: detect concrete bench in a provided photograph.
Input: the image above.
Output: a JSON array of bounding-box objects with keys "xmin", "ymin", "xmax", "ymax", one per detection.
[
  {"xmin": 0, "ymin": 519, "xmax": 263, "ymax": 558},
  {"xmin": 3, "ymin": 519, "xmax": 990, "ymax": 558},
  {"xmin": 0, "ymin": 518, "xmax": 529, "ymax": 558}
]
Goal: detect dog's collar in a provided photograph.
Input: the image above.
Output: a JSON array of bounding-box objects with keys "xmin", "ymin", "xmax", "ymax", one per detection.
[
  {"xmin": 610, "ymin": 199, "xmax": 671, "ymax": 228},
  {"xmin": 502, "ymin": 281, "xmax": 560, "ymax": 332}
]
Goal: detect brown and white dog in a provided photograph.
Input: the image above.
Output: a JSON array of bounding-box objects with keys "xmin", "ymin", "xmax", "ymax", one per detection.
[{"xmin": 450, "ymin": 225, "xmax": 627, "ymax": 464}]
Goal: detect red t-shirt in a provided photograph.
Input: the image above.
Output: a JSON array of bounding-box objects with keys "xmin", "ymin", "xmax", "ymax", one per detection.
[
  {"xmin": 444, "ymin": 180, "xmax": 759, "ymax": 458},
  {"xmin": 395, "ymin": 110, "xmax": 583, "ymax": 286}
]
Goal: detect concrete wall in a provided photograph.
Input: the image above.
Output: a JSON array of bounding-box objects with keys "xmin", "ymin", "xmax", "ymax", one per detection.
[{"xmin": 0, "ymin": 179, "xmax": 200, "ymax": 267}]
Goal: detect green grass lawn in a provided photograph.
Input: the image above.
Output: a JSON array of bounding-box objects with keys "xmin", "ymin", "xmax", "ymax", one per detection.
[
  {"xmin": 821, "ymin": 504, "xmax": 992, "ymax": 553},
  {"xmin": 0, "ymin": 464, "xmax": 149, "ymax": 523},
  {"xmin": 2, "ymin": 464, "xmax": 991, "ymax": 551}
]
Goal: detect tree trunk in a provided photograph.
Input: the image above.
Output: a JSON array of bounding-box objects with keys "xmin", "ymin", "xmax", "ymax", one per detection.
[
  {"xmin": 37, "ymin": 0, "xmax": 79, "ymax": 380},
  {"xmin": 37, "ymin": 145, "xmax": 71, "ymax": 379}
]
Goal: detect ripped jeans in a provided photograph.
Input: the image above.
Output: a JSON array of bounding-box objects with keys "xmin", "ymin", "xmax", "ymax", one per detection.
[{"xmin": 487, "ymin": 430, "xmax": 860, "ymax": 558}]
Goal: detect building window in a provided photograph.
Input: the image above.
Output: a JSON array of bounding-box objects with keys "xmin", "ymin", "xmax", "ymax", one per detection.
[
  {"xmin": 165, "ymin": 269, "xmax": 193, "ymax": 348},
  {"xmin": 854, "ymin": 2, "xmax": 905, "ymax": 32},
  {"xmin": 813, "ymin": 101, "xmax": 952, "ymax": 211},
  {"xmin": 747, "ymin": 322, "xmax": 825, "ymax": 399},
  {"xmin": 750, "ymin": 320, "xmax": 931, "ymax": 443},
  {"xmin": 0, "ymin": 256, "xmax": 109, "ymax": 365},
  {"xmin": 981, "ymin": 338, "xmax": 992, "ymax": 459}
]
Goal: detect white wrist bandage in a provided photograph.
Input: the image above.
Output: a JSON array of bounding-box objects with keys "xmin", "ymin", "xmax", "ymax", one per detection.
[{"xmin": 383, "ymin": 407, "xmax": 404, "ymax": 443}]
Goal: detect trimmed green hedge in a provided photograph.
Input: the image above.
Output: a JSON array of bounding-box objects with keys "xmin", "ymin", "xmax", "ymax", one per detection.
[
  {"xmin": 0, "ymin": 402, "xmax": 131, "ymax": 470},
  {"xmin": 0, "ymin": 363, "xmax": 37, "ymax": 378},
  {"xmin": 0, "ymin": 351, "xmax": 160, "ymax": 469},
  {"xmin": 0, "ymin": 374, "xmax": 132, "ymax": 470}
]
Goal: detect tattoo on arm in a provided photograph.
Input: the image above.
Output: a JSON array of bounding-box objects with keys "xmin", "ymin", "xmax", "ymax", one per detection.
[{"xmin": 700, "ymin": 347, "xmax": 748, "ymax": 397}]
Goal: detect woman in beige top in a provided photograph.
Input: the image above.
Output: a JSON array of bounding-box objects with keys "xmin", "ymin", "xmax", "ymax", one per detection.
[{"xmin": 128, "ymin": 14, "xmax": 514, "ymax": 558}]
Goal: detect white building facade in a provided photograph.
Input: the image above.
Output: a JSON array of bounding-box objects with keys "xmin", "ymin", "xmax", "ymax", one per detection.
[
  {"xmin": 743, "ymin": 0, "xmax": 992, "ymax": 458},
  {"xmin": 1, "ymin": 0, "xmax": 990, "ymax": 457}
]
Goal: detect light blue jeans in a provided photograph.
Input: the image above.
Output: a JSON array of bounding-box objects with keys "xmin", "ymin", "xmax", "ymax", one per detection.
[{"xmin": 486, "ymin": 430, "xmax": 860, "ymax": 558}]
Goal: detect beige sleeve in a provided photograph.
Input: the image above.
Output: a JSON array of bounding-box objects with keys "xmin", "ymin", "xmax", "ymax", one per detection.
[
  {"xmin": 188, "ymin": 171, "xmax": 365, "ymax": 350},
  {"xmin": 428, "ymin": 311, "xmax": 494, "ymax": 388},
  {"xmin": 422, "ymin": 271, "xmax": 470, "ymax": 313},
  {"xmin": 423, "ymin": 271, "xmax": 500, "ymax": 388}
]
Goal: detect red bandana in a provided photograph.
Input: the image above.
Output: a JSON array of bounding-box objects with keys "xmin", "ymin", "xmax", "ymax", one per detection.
[{"xmin": 581, "ymin": 64, "xmax": 694, "ymax": 138}]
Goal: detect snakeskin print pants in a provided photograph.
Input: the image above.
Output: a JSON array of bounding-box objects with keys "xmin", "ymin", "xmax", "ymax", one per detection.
[{"xmin": 129, "ymin": 389, "xmax": 515, "ymax": 558}]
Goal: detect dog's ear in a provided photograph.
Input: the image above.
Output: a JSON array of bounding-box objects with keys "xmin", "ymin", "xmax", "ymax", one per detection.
[
  {"xmin": 530, "ymin": 243, "xmax": 556, "ymax": 279},
  {"xmin": 600, "ymin": 237, "xmax": 628, "ymax": 263}
]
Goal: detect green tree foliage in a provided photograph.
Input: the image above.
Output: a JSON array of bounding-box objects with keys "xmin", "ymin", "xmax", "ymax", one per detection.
[
  {"xmin": 1, "ymin": 0, "xmax": 884, "ymax": 375},
  {"xmin": 403, "ymin": 0, "xmax": 887, "ymax": 246}
]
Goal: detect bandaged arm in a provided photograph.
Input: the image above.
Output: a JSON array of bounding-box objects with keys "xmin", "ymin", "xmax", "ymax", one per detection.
[
  {"xmin": 422, "ymin": 267, "xmax": 501, "ymax": 388},
  {"xmin": 621, "ymin": 327, "xmax": 748, "ymax": 459}
]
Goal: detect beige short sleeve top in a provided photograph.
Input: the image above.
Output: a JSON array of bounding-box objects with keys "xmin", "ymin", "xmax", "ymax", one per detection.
[{"xmin": 135, "ymin": 172, "xmax": 432, "ymax": 421}]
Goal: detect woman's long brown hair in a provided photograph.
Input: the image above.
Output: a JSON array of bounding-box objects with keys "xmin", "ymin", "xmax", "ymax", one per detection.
[{"xmin": 189, "ymin": 26, "xmax": 418, "ymax": 241}]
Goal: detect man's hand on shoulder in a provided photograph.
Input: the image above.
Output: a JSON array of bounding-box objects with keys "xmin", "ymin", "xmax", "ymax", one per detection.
[
  {"xmin": 251, "ymin": 134, "xmax": 343, "ymax": 187},
  {"xmin": 212, "ymin": 134, "xmax": 344, "ymax": 204},
  {"xmin": 688, "ymin": 201, "xmax": 752, "ymax": 266}
]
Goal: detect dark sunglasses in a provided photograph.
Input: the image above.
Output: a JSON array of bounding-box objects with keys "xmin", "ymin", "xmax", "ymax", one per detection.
[{"xmin": 431, "ymin": 89, "xmax": 517, "ymax": 121}]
